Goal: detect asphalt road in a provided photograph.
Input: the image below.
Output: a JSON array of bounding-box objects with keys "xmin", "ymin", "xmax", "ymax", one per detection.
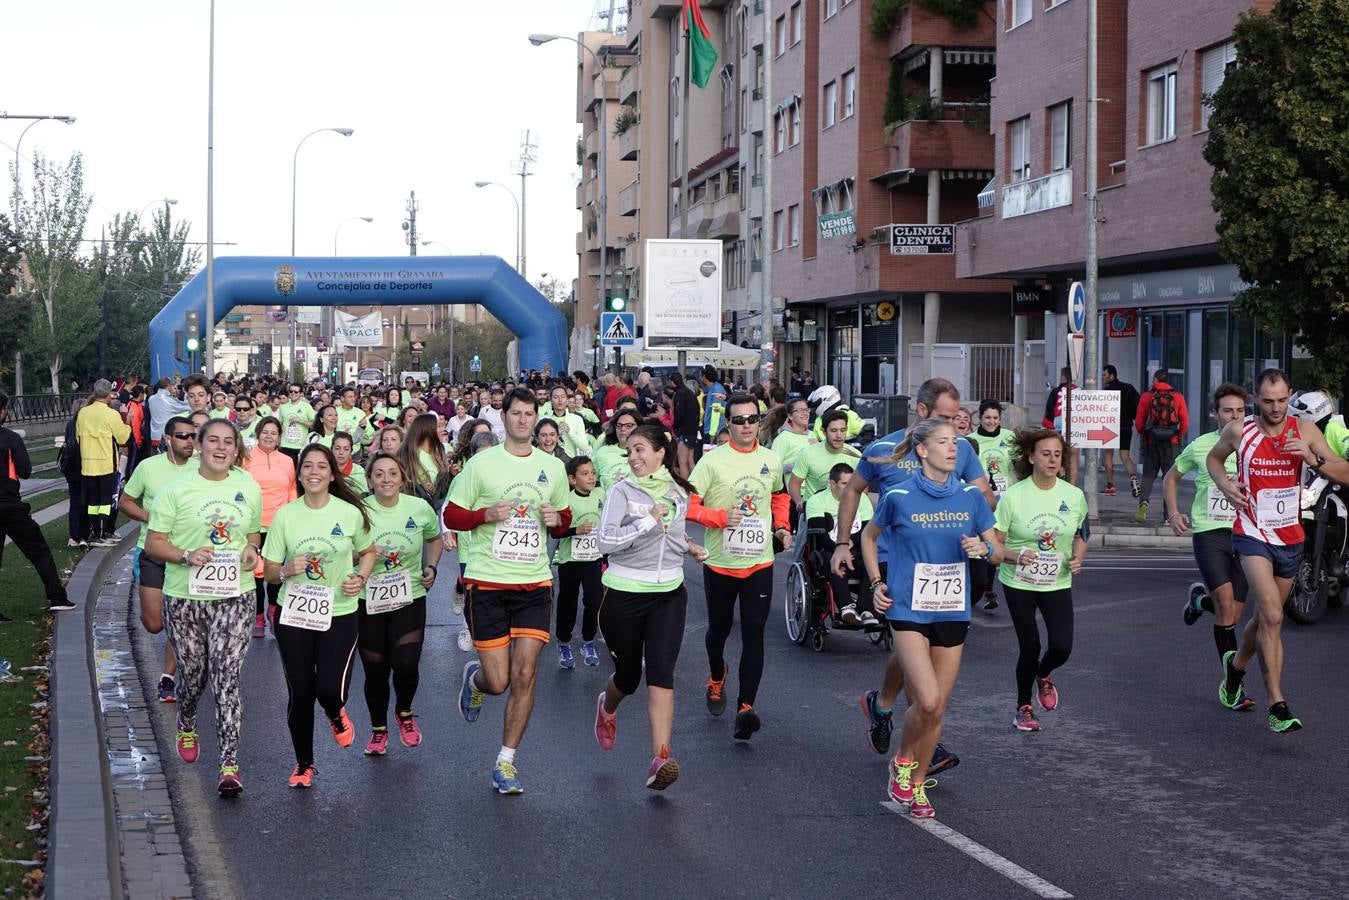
[{"xmin": 132, "ymin": 546, "xmax": 1349, "ymax": 900}]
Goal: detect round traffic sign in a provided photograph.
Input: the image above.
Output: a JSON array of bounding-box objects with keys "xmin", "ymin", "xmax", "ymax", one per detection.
[{"xmin": 1068, "ymin": 281, "xmax": 1086, "ymax": 334}]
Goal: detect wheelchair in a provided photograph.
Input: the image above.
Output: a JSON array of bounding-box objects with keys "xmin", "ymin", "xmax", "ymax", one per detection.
[{"xmin": 783, "ymin": 525, "xmax": 892, "ymax": 652}]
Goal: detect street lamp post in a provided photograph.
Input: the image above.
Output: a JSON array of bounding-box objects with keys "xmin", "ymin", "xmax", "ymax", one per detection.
[
  {"xmin": 137, "ymin": 197, "xmax": 177, "ymax": 224},
  {"xmin": 333, "ymin": 215, "xmax": 373, "ymax": 255},
  {"xmin": 529, "ymin": 33, "xmax": 608, "ymax": 327},
  {"xmin": 472, "ymin": 181, "xmax": 522, "ymax": 275},
  {"xmin": 291, "ymin": 126, "xmax": 354, "ymax": 380},
  {"xmin": 5, "ymin": 113, "xmax": 76, "ymax": 395}
]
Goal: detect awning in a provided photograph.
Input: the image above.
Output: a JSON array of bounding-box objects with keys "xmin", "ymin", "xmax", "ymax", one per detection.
[
  {"xmin": 623, "ymin": 340, "xmax": 763, "ymax": 370},
  {"xmin": 944, "ymin": 49, "xmax": 995, "ymax": 66}
]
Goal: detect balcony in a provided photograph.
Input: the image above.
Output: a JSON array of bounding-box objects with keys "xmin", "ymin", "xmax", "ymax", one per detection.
[
  {"xmin": 619, "ymin": 65, "xmax": 638, "ymax": 105},
  {"xmin": 585, "ymin": 66, "xmax": 622, "ymax": 111},
  {"xmin": 750, "ymin": 0, "xmax": 765, "ymax": 48},
  {"xmin": 1001, "ymin": 169, "xmax": 1073, "ymax": 219},
  {"xmin": 618, "ymin": 178, "xmax": 640, "ymax": 217},
  {"xmin": 888, "ymin": 1, "xmax": 996, "ymax": 58},
  {"xmin": 585, "ymin": 129, "xmax": 599, "ymax": 160},
  {"xmin": 619, "ymin": 125, "xmax": 639, "ymax": 161},
  {"xmin": 583, "ymin": 177, "xmax": 597, "ymax": 207},
  {"xmin": 576, "ymin": 181, "xmax": 585, "ymax": 210},
  {"xmin": 649, "ymin": 0, "xmax": 683, "ymax": 17},
  {"xmin": 670, "ymin": 192, "xmax": 712, "ymax": 238},
  {"xmin": 748, "ymin": 96, "xmax": 764, "ymax": 135},
  {"xmin": 708, "ymin": 190, "xmax": 741, "ymax": 239},
  {"xmin": 886, "ymin": 106, "xmax": 993, "ymax": 175}
]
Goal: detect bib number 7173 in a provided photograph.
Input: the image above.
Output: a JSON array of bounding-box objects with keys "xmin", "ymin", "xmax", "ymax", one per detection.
[{"xmin": 910, "ymin": 563, "xmax": 965, "ymax": 613}]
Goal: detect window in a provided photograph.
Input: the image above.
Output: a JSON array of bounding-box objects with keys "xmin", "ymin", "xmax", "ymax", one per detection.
[
  {"xmin": 774, "ymin": 210, "xmax": 785, "ymax": 250},
  {"xmin": 825, "ymin": 0, "xmax": 838, "ymax": 19},
  {"xmin": 739, "ymin": 88, "xmax": 748, "ymax": 132},
  {"xmin": 1200, "ymin": 40, "xmax": 1236, "ymax": 130},
  {"xmin": 791, "ymin": 3, "xmax": 803, "ymax": 45},
  {"xmin": 1009, "ymin": 116, "xmax": 1030, "ymax": 182},
  {"xmin": 738, "ymin": 7, "xmax": 747, "ymax": 57},
  {"xmin": 1049, "ymin": 101, "xmax": 1071, "ymax": 172},
  {"xmin": 1146, "ymin": 62, "xmax": 1177, "ymax": 144},
  {"xmin": 790, "ymin": 100, "xmax": 802, "ymax": 146},
  {"xmin": 1009, "ymin": 0, "xmax": 1031, "ymax": 28},
  {"xmin": 775, "ymin": 16, "xmax": 787, "ymax": 56},
  {"xmin": 788, "ymin": 204, "xmax": 801, "ymax": 247},
  {"xmin": 823, "ymin": 81, "xmax": 838, "ymax": 128},
  {"xmin": 842, "ymin": 69, "xmax": 856, "ymax": 118},
  {"xmin": 774, "ymin": 111, "xmax": 786, "ymax": 153}
]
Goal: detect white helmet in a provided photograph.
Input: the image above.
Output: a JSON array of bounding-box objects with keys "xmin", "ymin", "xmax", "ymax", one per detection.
[
  {"xmin": 807, "ymin": 385, "xmax": 841, "ymax": 413},
  {"xmin": 1289, "ymin": 390, "xmax": 1334, "ymax": 425}
]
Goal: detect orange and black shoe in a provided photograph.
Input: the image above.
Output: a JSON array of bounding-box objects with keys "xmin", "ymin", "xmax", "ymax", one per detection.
[
  {"xmin": 705, "ymin": 669, "xmax": 727, "ymax": 717},
  {"xmin": 733, "ymin": 703, "xmax": 761, "ymax": 741},
  {"xmin": 288, "ymin": 764, "xmax": 316, "ymax": 789},
  {"xmin": 329, "ymin": 709, "xmax": 355, "ymax": 748}
]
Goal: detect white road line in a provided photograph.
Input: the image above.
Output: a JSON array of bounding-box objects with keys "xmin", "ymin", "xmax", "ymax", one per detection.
[{"xmin": 881, "ymin": 801, "xmax": 1073, "ymax": 898}]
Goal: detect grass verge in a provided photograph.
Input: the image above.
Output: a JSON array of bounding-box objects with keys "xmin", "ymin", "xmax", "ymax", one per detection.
[{"xmin": 24, "ymin": 492, "xmax": 66, "ymax": 517}]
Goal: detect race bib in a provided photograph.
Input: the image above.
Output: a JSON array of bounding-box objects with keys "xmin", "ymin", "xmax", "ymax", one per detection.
[
  {"xmin": 828, "ymin": 517, "xmax": 863, "ymax": 544},
  {"xmin": 1255, "ymin": 486, "xmax": 1298, "ymax": 531},
  {"xmin": 992, "ymin": 475, "xmax": 1008, "ymax": 494},
  {"xmin": 1206, "ymin": 486, "xmax": 1237, "ymax": 525},
  {"xmin": 242, "ymin": 436, "xmax": 257, "ymax": 452},
  {"xmin": 279, "ymin": 582, "xmax": 335, "ymax": 631},
  {"xmin": 570, "ymin": 533, "xmax": 600, "ymax": 562},
  {"xmin": 492, "ymin": 516, "xmax": 542, "ymax": 563},
  {"xmin": 911, "ymin": 563, "xmax": 965, "ymax": 613},
  {"xmin": 723, "ymin": 516, "xmax": 768, "ymax": 558},
  {"xmin": 188, "ymin": 550, "xmax": 241, "ymax": 598},
  {"xmin": 283, "ymin": 424, "xmax": 304, "ymax": 445},
  {"xmin": 364, "ymin": 571, "xmax": 413, "ymax": 615},
  {"xmin": 1014, "ymin": 551, "xmax": 1062, "ymax": 587}
]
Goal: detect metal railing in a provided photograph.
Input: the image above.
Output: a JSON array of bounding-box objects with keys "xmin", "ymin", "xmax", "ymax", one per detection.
[
  {"xmin": 5, "ymin": 393, "xmax": 83, "ymax": 425},
  {"xmin": 969, "ymin": 344, "xmax": 1015, "ymax": 403}
]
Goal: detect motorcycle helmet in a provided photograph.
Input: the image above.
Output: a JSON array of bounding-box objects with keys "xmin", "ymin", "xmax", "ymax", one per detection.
[
  {"xmin": 1289, "ymin": 390, "xmax": 1334, "ymax": 427},
  {"xmin": 807, "ymin": 385, "xmax": 841, "ymax": 414}
]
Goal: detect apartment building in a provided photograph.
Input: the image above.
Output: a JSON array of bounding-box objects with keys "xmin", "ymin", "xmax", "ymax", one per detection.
[{"xmin": 956, "ymin": 0, "xmax": 1287, "ymax": 438}]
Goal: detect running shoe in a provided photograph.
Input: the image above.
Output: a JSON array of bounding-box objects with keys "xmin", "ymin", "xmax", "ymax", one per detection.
[
  {"xmin": 217, "ymin": 764, "xmax": 243, "ymax": 797},
  {"xmin": 733, "ymin": 703, "xmax": 761, "ymax": 740},
  {"xmin": 460, "ymin": 660, "xmax": 485, "ymax": 723},
  {"xmin": 1219, "ymin": 650, "xmax": 1247, "ymax": 709},
  {"xmin": 493, "ymin": 760, "xmax": 524, "ymax": 795},
  {"xmin": 928, "ymin": 743, "xmax": 960, "ymax": 775},
  {"xmin": 860, "ymin": 690, "xmax": 893, "ymax": 755},
  {"xmin": 48, "ymin": 599, "xmax": 77, "ymax": 612},
  {"xmin": 1037, "ymin": 675, "xmax": 1060, "ymax": 711},
  {"xmin": 452, "ymin": 589, "xmax": 466, "ymax": 616},
  {"xmin": 364, "ymin": 730, "xmax": 389, "ymax": 756},
  {"xmin": 1130, "ymin": 475, "xmax": 1141, "ymax": 498},
  {"xmin": 329, "ymin": 709, "xmax": 354, "ymax": 748},
  {"xmin": 646, "ymin": 746, "xmax": 679, "ymax": 791},
  {"xmin": 1133, "ymin": 501, "xmax": 1149, "ymax": 525},
  {"xmin": 78, "ymin": 540, "xmax": 89, "ymax": 550},
  {"xmin": 705, "ymin": 669, "xmax": 727, "ymax": 717},
  {"xmin": 176, "ymin": 726, "xmax": 199, "ymax": 764},
  {"xmin": 839, "ymin": 604, "xmax": 860, "ymax": 625},
  {"xmin": 1267, "ymin": 703, "xmax": 1303, "ymax": 734},
  {"xmin": 1183, "ymin": 583, "xmax": 1207, "ymax": 627},
  {"xmin": 1229, "ymin": 691, "xmax": 1255, "ymax": 712},
  {"xmin": 396, "ymin": 711, "xmax": 421, "ymax": 748},
  {"xmin": 909, "ymin": 780, "xmax": 935, "ymax": 819},
  {"xmin": 558, "ymin": 643, "xmax": 575, "ymax": 670},
  {"xmin": 456, "ymin": 628, "xmax": 473, "ymax": 652},
  {"xmin": 582, "ymin": 641, "xmax": 600, "ymax": 666},
  {"xmin": 288, "ymin": 764, "xmax": 316, "ymax": 789},
  {"xmin": 252, "ymin": 613, "xmax": 266, "ymax": 639},
  {"xmin": 594, "ymin": 691, "xmax": 616, "ymax": 751},
  {"xmin": 858, "ymin": 610, "xmax": 879, "ymax": 626},
  {"xmin": 981, "ymin": 591, "xmax": 1000, "ymax": 611},
  {"xmin": 1103, "ymin": 483, "xmax": 1117, "ymax": 496},
  {"xmin": 157, "ymin": 676, "xmax": 176, "ymax": 704},
  {"xmin": 888, "ymin": 756, "xmax": 917, "ymax": 805},
  {"xmin": 1014, "ymin": 704, "xmax": 1041, "ymax": 732}
]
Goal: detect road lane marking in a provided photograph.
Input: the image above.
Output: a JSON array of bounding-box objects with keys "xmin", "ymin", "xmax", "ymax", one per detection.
[{"xmin": 881, "ymin": 801, "xmax": 1073, "ymax": 898}]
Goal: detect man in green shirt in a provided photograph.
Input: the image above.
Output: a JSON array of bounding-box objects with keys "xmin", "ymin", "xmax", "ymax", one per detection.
[
  {"xmin": 788, "ymin": 408, "xmax": 861, "ymax": 510},
  {"xmin": 275, "ymin": 383, "xmax": 315, "ymax": 461},
  {"xmin": 336, "ymin": 387, "xmax": 370, "ymax": 453}
]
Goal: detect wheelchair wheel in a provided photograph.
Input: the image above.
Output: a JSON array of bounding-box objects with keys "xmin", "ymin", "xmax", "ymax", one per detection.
[
  {"xmin": 811, "ymin": 631, "xmax": 826, "ymax": 652},
  {"xmin": 784, "ymin": 562, "xmax": 810, "ymax": 645}
]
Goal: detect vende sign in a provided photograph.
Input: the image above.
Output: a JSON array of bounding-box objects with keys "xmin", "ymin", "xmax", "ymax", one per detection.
[{"xmin": 1068, "ymin": 390, "xmax": 1122, "ymax": 449}]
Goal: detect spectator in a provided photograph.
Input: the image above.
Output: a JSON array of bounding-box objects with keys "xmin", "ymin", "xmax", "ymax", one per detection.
[
  {"xmin": 1133, "ymin": 368, "xmax": 1189, "ymax": 525},
  {"xmin": 75, "ymin": 379, "xmax": 131, "ymax": 546},
  {"xmin": 698, "ymin": 365, "xmax": 727, "ymax": 440},
  {"xmin": 0, "ymin": 393, "xmax": 74, "ymax": 612},
  {"xmin": 1101, "ymin": 364, "xmax": 1141, "ymax": 497},
  {"xmin": 146, "ymin": 378, "xmax": 189, "ymax": 452},
  {"xmin": 1042, "ymin": 367, "xmax": 1076, "ymax": 430}
]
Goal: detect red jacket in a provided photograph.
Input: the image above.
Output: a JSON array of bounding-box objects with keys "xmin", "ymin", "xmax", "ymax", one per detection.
[{"xmin": 1134, "ymin": 382, "xmax": 1189, "ymax": 445}]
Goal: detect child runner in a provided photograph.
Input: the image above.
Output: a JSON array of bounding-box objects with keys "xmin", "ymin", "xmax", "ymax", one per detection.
[{"xmin": 554, "ymin": 456, "xmax": 603, "ymax": 669}]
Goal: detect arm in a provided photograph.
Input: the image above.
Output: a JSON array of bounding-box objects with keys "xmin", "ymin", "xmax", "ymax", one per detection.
[
  {"xmin": 145, "ymin": 530, "xmax": 213, "ymax": 567},
  {"xmin": 962, "ymin": 526, "xmax": 1006, "ymax": 565},
  {"xmin": 421, "ymin": 536, "xmax": 445, "ymax": 589},
  {"xmin": 1135, "ymin": 393, "xmax": 1151, "ymax": 435},
  {"xmin": 787, "ymin": 474, "xmax": 806, "ymax": 511},
  {"xmin": 1206, "ymin": 423, "xmax": 1247, "ymax": 507},
  {"xmin": 686, "ymin": 494, "xmax": 729, "ymax": 529},
  {"xmin": 1162, "ymin": 464, "xmax": 1189, "ymax": 535},
  {"xmin": 1287, "ymin": 420, "xmax": 1349, "ymax": 486},
  {"xmin": 595, "ymin": 487, "xmax": 658, "ymax": 555},
  {"xmin": 859, "ymin": 521, "xmax": 891, "ymax": 614},
  {"xmin": 830, "ymin": 475, "xmax": 869, "ymax": 575},
  {"xmin": 546, "ymin": 507, "xmax": 573, "ymax": 539},
  {"xmin": 3, "ymin": 431, "xmax": 31, "ymax": 480},
  {"xmin": 119, "ymin": 491, "xmax": 149, "ymax": 524},
  {"xmin": 1068, "ymin": 535, "xmax": 1089, "ymax": 576}
]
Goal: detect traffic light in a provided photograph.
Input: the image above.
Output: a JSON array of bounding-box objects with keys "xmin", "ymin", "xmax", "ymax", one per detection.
[
  {"xmin": 605, "ymin": 294, "xmax": 626, "ymax": 312},
  {"xmin": 184, "ymin": 310, "xmax": 200, "ymax": 354}
]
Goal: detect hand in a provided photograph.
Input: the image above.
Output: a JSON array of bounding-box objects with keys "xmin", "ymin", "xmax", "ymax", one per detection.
[
  {"xmin": 420, "ymin": 567, "xmax": 437, "ymax": 590},
  {"xmin": 284, "ymin": 555, "xmax": 311, "ymax": 579},
  {"xmin": 576, "ymin": 522, "xmax": 594, "ymax": 535},
  {"xmin": 725, "ymin": 507, "xmax": 744, "ymax": 527},
  {"xmin": 1283, "ymin": 437, "xmax": 1313, "ymax": 464},
  {"xmin": 484, "ymin": 500, "xmax": 513, "ymax": 523},
  {"xmin": 1219, "ymin": 478, "xmax": 1250, "ymax": 510},
  {"xmin": 449, "ymin": 460, "xmax": 462, "ymax": 476},
  {"xmin": 1168, "ymin": 512, "xmax": 1191, "ymax": 536},
  {"xmin": 960, "ymin": 535, "xmax": 985, "ymax": 559},
  {"xmin": 776, "ymin": 527, "xmax": 793, "ymax": 551},
  {"xmin": 541, "ymin": 504, "xmax": 561, "ymax": 528},
  {"xmin": 1015, "ymin": 549, "xmax": 1033, "ymax": 568},
  {"xmin": 1068, "ymin": 557, "xmax": 1084, "ymax": 576},
  {"xmin": 441, "ymin": 532, "xmax": 458, "ymax": 551},
  {"xmin": 185, "ymin": 546, "xmax": 215, "ymax": 566},
  {"xmin": 872, "ymin": 583, "xmax": 893, "ymax": 615},
  {"xmin": 340, "ymin": 573, "xmax": 365, "ymax": 597},
  {"xmin": 831, "ymin": 544, "xmax": 854, "ymax": 577},
  {"xmin": 687, "ymin": 542, "xmax": 709, "ymax": 563},
  {"xmin": 241, "ymin": 544, "xmax": 260, "ymax": 570},
  {"xmin": 651, "ymin": 503, "xmax": 669, "ymax": 523}
]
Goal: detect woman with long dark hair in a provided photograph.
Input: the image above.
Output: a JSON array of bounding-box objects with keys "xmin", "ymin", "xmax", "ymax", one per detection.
[
  {"xmin": 397, "ymin": 413, "xmax": 452, "ymax": 505},
  {"xmin": 534, "ymin": 418, "xmax": 571, "ymax": 465},
  {"xmin": 308, "ymin": 404, "xmax": 339, "ymax": 448}
]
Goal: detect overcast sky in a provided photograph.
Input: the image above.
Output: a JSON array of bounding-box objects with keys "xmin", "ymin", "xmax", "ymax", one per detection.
[{"xmin": 5, "ymin": 0, "xmax": 613, "ymax": 284}]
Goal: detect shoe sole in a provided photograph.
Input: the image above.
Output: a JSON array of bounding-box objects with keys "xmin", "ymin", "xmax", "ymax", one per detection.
[
  {"xmin": 363, "ymin": 746, "xmax": 388, "ymax": 756},
  {"xmin": 1269, "ymin": 720, "xmax": 1303, "ymax": 734},
  {"xmin": 288, "ymin": 780, "xmax": 314, "ymax": 789},
  {"xmin": 646, "ymin": 759, "xmax": 680, "ymax": 791},
  {"xmin": 910, "ymin": 807, "xmax": 935, "ymax": 819},
  {"xmin": 494, "ymin": 783, "xmax": 524, "ymax": 795},
  {"xmin": 1013, "ymin": 722, "xmax": 1041, "ymax": 732},
  {"xmin": 927, "ymin": 753, "xmax": 960, "ymax": 776},
  {"xmin": 733, "ymin": 713, "xmax": 761, "ymax": 741},
  {"xmin": 159, "ymin": 694, "xmax": 175, "ymax": 703},
  {"xmin": 218, "ymin": 781, "xmax": 243, "ymax": 797}
]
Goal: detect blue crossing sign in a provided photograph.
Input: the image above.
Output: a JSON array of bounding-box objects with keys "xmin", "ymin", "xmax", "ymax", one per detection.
[{"xmin": 600, "ymin": 312, "xmax": 637, "ymax": 347}]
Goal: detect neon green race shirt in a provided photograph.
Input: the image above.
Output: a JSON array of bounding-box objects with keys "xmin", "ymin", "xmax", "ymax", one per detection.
[
  {"xmin": 360, "ymin": 494, "xmax": 440, "ymax": 600},
  {"xmin": 804, "ymin": 487, "xmax": 873, "ymax": 540},
  {"xmin": 148, "ymin": 468, "xmax": 262, "ymax": 600},
  {"xmin": 124, "ymin": 453, "xmax": 191, "ymax": 549},
  {"xmin": 772, "ymin": 428, "xmax": 815, "ymax": 488},
  {"xmin": 262, "ymin": 496, "xmax": 373, "ymax": 617},
  {"xmin": 343, "ymin": 465, "xmax": 369, "ymax": 497},
  {"xmin": 689, "ymin": 443, "xmax": 783, "ymax": 571},
  {"xmin": 1173, "ymin": 430, "xmax": 1238, "ymax": 534},
  {"xmin": 591, "ymin": 443, "xmax": 630, "ymax": 493},
  {"xmin": 276, "ymin": 401, "xmax": 316, "ymax": 449},
  {"xmin": 336, "ymin": 406, "xmax": 369, "ymax": 445},
  {"xmin": 994, "ymin": 477, "xmax": 1087, "ymax": 592},
  {"xmin": 791, "ymin": 442, "xmax": 860, "ymax": 498},
  {"xmin": 556, "ymin": 488, "xmax": 602, "ymax": 565},
  {"xmin": 972, "ymin": 428, "xmax": 1016, "ymax": 492}
]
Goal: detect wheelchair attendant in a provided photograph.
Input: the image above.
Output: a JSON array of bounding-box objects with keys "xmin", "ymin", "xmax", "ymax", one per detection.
[{"xmin": 806, "ymin": 462, "xmax": 876, "ymax": 626}]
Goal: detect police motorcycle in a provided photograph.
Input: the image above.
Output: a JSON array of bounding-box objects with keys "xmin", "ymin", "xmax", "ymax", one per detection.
[
  {"xmin": 1284, "ymin": 391, "xmax": 1349, "ymax": 624},
  {"xmin": 807, "ymin": 385, "xmax": 875, "ymax": 451}
]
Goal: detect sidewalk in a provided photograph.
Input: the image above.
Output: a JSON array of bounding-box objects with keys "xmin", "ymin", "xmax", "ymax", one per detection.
[{"xmin": 1084, "ymin": 460, "xmax": 1195, "ymax": 550}]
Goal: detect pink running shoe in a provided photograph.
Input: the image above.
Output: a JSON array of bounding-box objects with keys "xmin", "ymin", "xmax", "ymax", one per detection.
[
  {"xmin": 176, "ymin": 727, "xmax": 199, "ymax": 764},
  {"xmin": 363, "ymin": 730, "xmax": 389, "ymax": 756},
  {"xmin": 887, "ymin": 756, "xmax": 917, "ymax": 805},
  {"xmin": 1037, "ymin": 675, "xmax": 1059, "ymax": 711},
  {"xmin": 251, "ymin": 613, "xmax": 266, "ymax": 639},
  {"xmin": 646, "ymin": 746, "xmax": 679, "ymax": 790},
  {"xmin": 396, "ymin": 712, "xmax": 422, "ymax": 748},
  {"xmin": 1014, "ymin": 704, "xmax": 1042, "ymax": 732},
  {"xmin": 909, "ymin": 781, "xmax": 935, "ymax": 819},
  {"xmin": 594, "ymin": 691, "xmax": 616, "ymax": 751}
]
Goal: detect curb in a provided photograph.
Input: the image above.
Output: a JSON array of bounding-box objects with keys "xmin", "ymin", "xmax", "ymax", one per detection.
[{"xmin": 1091, "ymin": 523, "xmax": 1190, "ymax": 551}]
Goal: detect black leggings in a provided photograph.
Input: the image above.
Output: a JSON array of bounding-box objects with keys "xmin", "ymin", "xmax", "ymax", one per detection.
[
  {"xmin": 276, "ymin": 612, "xmax": 359, "ymax": 767},
  {"xmin": 357, "ymin": 597, "xmax": 427, "ymax": 727},
  {"xmin": 254, "ymin": 531, "xmax": 281, "ymax": 614},
  {"xmin": 823, "ymin": 543, "xmax": 870, "ymax": 613},
  {"xmin": 555, "ymin": 560, "xmax": 602, "ymax": 643},
  {"xmin": 970, "ymin": 558, "xmax": 997, "ymax": 599},
  {"xmin": 599, "ymin": 585, "xmax": 688, "ymax": 695},
  {"xmin": 704, "ymin": 566, "xmax": 775, "ymax": 708},
  {"xmin": 1003, "ymin": 585, "xmax": 1074, "ymax": 707}
]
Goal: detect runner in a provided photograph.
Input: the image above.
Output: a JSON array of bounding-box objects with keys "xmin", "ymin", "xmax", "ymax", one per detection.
[
  {"xmin": 806, "ymin": 461, "xmax": 876, "ymax": 625},
  {"xmin": 836, "ymin": 379, "xmax": 991, "ymax": 771},
  {"xmin": 993, "ymin": 428, "xmax": 1089, "ymax": 732},
  {"xmin": 357, "ymin": 452, "xmax": 442, "ymax": 755},
  {"xmin": 970, "ymin": 400, "xmax": 1016, "ymax": 609},
  {"xmin": 336, "ymin": 387, "xmax": 370, "ymax": 454},
  {"xmin": 687, "ymin": 394, "xmax": 791, "ymax": 741},
  {"xmin": 592, "ymin": 409, "xmax": 640, "ymax": 494},
  {"xmin": 545, "ymin": 385, "xmax": 591, "ymax": 459},
  {"xmin": 276, "ymin": 384, "xmax": 315, "ymax": 463},
  {"xmin": 262, "ymin": 444, "xmax": 377, "ymax": 788},
  {"xmin": 1163, "ymin": 383, "xmax": 1251, "ymax": 703},
  {"xmin": 447, "ymin": 428, "xmax": 500, "ymax": 653},
  {"xmin": 593, "ymin": 425, "xmax": 705, "ymax": 789},
  {"xmin": 332, "ymin": 432, "xmax": 368, "ymax": 497},
  {"xmin": 209, "ymin": 391, "xmax": 233, "ymax": 420},
  {"xmin": 442, "ymin": 387, "xmax": 572, "ymax": 794},
  {"xmin": 1206, "ymin": 369, "xmax": 1349, "ymax": 732},
  {"xmin": 769, "ymin": 396, "xmax": 815, "ymax": 489},
  {"xmin": 378, "ymin": 425, "xmax": 405, "ymax": 455},
  {"xmin": 144, "ymin": 419, "xmax": 263, "ymax": 797},
  {"xmin": 787, "ymin": 408, "xmax": 861, "ymax": 510},
  {"xmin": 859, "ymin": 417, "xmax": 1001, "ymax": 819},
  {"xmin": 553, "ymin": 456, "xmax": 602, "ymax": 669},
  {"xmin": 244, "ymin": 417, "xmax": 297, "ymax": 638},
  {"xmin": 234, "ymin": 396, "xmax": 259, "ymax": 451},
  {"xmin": 308, "ymin": 404, "xmax": 340, "ymax": 448},
  {"xmin": 120, "ymin": 417, "xmax": 195, "ymax": 701},
  {"xmin": 372, "ymin": 387, "xmax": 404, "ymax": 430}
]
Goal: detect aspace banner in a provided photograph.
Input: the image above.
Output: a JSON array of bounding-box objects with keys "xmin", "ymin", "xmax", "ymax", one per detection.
[{"xmin": 333, "ymin": 310, "xmax": 384, "ymax": 349}]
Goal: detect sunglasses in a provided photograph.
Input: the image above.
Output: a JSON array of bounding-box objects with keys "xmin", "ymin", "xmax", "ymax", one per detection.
[
  {"xmin": 171, "ymin": 432, "xmax": 197, "ymax": 440},
  {"xmin": 235, "ymin": 406, "xmax": 251, "ymax": 412},
  {"xmin": 729, "ymin": 414, "xmax": 762, "ymax": 426}
]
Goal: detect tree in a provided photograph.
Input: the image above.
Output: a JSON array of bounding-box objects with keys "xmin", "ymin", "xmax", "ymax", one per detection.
[
  {"xmin": 0, "ymin": 214, "xmax": 32, "ymax": 387},
  {"xmin": 1204, "ymin": 0, "xmax": 1349, "ymax": 398},
  {"xmin": 534, "ymin": 275, "xmax": 574, "ymax": 333}
]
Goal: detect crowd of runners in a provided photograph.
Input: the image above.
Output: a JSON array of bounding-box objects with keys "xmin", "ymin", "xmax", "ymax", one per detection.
[{"xmin": 49, "ymin": 362, "xmax": 1348, "ymax": 816}]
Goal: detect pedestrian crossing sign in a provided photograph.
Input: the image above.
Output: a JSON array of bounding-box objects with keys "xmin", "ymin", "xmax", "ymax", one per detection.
[{"xmin": 600, "ymin": 312, "xmax": 637, "ymax": 347}]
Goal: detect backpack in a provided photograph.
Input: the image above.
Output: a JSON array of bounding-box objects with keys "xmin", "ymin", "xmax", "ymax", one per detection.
[{"xmin": 1145, "ymin": 389, "xmax": 1180, "ymax": 441}]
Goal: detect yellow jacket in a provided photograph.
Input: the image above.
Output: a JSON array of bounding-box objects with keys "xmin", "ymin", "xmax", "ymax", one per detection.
[{"xmin": 75, "ymin": 401, "xmax": 131, "ymax": 476}]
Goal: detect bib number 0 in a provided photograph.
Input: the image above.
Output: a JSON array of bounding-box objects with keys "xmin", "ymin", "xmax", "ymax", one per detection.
[
  {"xmin": 1014, "ymin": 551, "xmax": 1062, "ymax": 587},
  {"xmin": 570, "ymin": 533, "xmax": 600, "ymax": 562},
  {"xmin": 364, "ymin": 571, "xmax": 413, "ymax": 615},
  {"xmin": 1206, "ymin": 486, "xmax": 1237, "ymax": 525},
  {"xmin": 493, "ymin": 517, "xmax": 542, "ymax": 563},
  {"xmin": 279, "ymin": 582, "xmax": 335, "ymax": 632},
  {"xmin": 723, "ymin": 516, "xmax": 767, "ymax": 558},
  {"xmin": 911, "ymin": 563, "xmax": 965, "ymax": 613},
  {"xmin": 188, "ymin": 550, "xmax": 241, "ymax": 598},
  {"xmin": 1255, "ymin": 486, "xmax": 1298, "ymax": 531}
]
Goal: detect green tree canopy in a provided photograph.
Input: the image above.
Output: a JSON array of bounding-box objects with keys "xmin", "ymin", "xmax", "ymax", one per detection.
[{"xmin": 1204, "ymin": 0, "xmax": 1349, "ymax": 398}]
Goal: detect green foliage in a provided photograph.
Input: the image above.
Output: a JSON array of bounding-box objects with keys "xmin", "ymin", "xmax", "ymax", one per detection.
[
  {"xmin": 1204, "ymin": 0, "xmax": 1349, "ymax": 395},
  {"xmin": 613, "ymin": 105, "xmax": 640, "ymax": 136},
  {"xmin": 0, "ymin": 215, "xmax": 31, "ymax": 384},
  {"xmin": 870, "ymin": 0, "xmax": 986, "ymax": 36},
  {"xmin": 883, "ymin": 59, "xmax": 910, "ymax": 127}
]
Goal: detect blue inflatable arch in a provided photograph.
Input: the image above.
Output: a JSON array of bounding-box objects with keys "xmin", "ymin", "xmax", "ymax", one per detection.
[{"xmin": 148, "ymin": 255, "xmax": 569, "ymax": 381}]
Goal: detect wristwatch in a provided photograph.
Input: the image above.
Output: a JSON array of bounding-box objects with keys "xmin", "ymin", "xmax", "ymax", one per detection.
[{"xmin": 179, "ymin": 549, "xmax": 189, "ymax": 566}]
